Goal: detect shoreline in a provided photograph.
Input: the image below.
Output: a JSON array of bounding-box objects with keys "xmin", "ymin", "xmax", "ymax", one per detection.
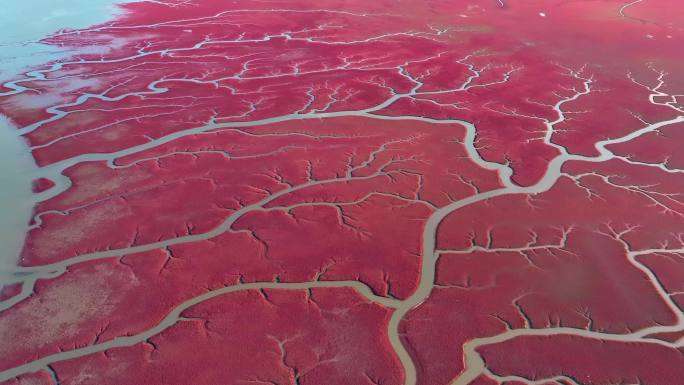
[{"xmin": 0, "ymin": 116, "xmax": 38, "ymax": 279}]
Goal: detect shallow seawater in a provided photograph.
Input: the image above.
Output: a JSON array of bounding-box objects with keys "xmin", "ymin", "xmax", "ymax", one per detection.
[
  {"xmin": 0, "ymin": 0, "xmax": 138, "ymax": 79},
  {"xmin": 0, "ymin": 116, "xmax": 35, "ymax": 272}
]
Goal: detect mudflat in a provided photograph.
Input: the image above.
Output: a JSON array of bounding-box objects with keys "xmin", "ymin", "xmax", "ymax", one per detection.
[{"xmin": 1, "ymin": 1, "xmax": 683, "ymax": 384}]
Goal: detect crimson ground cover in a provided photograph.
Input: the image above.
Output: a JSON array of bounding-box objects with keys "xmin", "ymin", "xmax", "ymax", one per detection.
[{"xmin": 1, "ymin": 1, "xmax": 683, "ymax": 384}]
